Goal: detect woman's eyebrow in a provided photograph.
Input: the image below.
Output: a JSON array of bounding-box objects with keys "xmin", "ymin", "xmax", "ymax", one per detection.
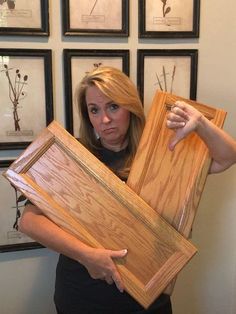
[{"xmin": 87, "ymin": 101, "xmax": 114, "ymax": 107}]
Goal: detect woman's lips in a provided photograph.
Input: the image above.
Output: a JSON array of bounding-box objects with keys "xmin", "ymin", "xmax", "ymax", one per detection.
[{"xmin": 102, "ymin": 127, "xmax": 116, "ymax": 134}]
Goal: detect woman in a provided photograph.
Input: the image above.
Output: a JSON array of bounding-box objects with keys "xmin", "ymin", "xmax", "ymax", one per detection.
[
  {"xmin": 20, "ymin": 67, "xmax": 172, "ymax": 314},
  {"xmin": 166, "ymin": 100, "xmax": 236, "ymax": 173}
]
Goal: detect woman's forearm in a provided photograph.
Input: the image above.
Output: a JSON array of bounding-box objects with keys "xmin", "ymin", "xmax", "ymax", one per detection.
[
  {"xmin": 19, "ymin": 203, "xmax": 128, "ymax": 291},
  {"xmin": 167, "ymin": 101, "xmax": 236, "ymax": 174},
  {"xmin": 19, "ymin": 204, "xmax": 92, "ymax": 263},
  {"xmin": 195, "ymin": 116, "xmax": 236, "ymax": 173}
]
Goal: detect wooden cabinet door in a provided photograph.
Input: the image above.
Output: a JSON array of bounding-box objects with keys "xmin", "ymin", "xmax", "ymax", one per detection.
[
  {"xmin": 127, "ymin": 91, "xmax": 226, "ymax": 294},
  {"xmin": 3, "ymin": 120, "xmax": 197, "ymax": 309}
]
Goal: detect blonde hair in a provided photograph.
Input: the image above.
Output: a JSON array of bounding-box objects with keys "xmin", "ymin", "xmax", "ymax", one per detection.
[{"xmin": 74, "ymin": 66, "xmax": 145, "ymax": 178}]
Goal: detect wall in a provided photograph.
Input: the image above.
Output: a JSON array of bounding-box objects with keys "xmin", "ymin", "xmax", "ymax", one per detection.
[{"xmin": 0, "ymin": 1, "xmax": 236, "ymax": 314}]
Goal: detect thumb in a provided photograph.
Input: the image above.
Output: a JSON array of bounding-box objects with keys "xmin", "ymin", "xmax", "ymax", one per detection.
[
  {"xmin": 110, "ymin": 249, "xmax": 128, "ymax": 259},
  {"xmin": 168, "ymin": 133, "xmax": 185, "ymax": 151}
]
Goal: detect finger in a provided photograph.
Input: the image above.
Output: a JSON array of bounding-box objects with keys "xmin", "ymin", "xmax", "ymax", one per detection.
[
  {"xmin": 171, "ymin": 105, "xmax": 189, "ymax": 120},
  {"xmin": 104, "ymin": 276, "xmax": 113, "ymax": 285},
  {"xmin": 168, "ymin": 133, "xmax": 186, "ymax": 151},
  {"xmin": 112, "ymin": 271, "xmax": 124, "ymax": 293},
  {"xmin": 110, "ymin": 249, "xmax": 128, "ymax": 259},
  {"xmin": 166, "ymin": 120, "xmax": 186, "ymax": 129},
  {"xmin": 167, "ymin": 112, "xmax": 186, "ymax": 123},
  {"xmin": 175, "ymin": 100, "xmax": 188, "ymax": 110}
]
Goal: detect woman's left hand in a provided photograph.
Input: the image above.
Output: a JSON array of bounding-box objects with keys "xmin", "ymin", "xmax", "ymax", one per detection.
[{"xmin": 166, "ymin": 101, "xmax": 203, "ymax": 150}]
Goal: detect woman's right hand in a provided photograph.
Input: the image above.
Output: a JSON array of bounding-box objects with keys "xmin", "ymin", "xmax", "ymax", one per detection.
[
  {"xmin": 80, "ymin": 247, "xmax": 128, "ymax": 292},
  {"xmin": 20, "ymin": 204, "xmax": 128, "ymax": 292},
  {"xmin": 20, "ymin": 205, "xmax": 128, "ymax": 292}
]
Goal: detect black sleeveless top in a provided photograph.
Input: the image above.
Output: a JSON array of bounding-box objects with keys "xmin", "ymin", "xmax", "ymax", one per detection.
[{"xmin": 54, "ymin": 147, "xmax": 172, "ymax": 314}]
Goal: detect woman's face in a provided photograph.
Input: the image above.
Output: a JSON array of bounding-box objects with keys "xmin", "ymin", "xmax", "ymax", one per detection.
[{"xmin": 85, "ymin": 85, "xmax": 130, "ymax": 151}]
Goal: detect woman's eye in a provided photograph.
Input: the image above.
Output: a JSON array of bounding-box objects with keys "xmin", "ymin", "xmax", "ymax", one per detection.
[
  {"xmin": 89, "ymin": 107, "xmax": 98, "ymax": 114},
  {"xmin": 110, "ymin": 103, "xmax": 119, "ymax": 111}
]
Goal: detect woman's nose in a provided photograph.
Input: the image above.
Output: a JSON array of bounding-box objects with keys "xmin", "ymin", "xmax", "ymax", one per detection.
[{"xmin": 101, "ymin": 111, "xmax": 111, "ymax": 123}]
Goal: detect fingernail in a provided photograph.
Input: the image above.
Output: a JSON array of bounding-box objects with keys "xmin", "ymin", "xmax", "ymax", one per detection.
[{"xmin": 123, "ymin": 249, "xmax": 128, "ymax": 254}]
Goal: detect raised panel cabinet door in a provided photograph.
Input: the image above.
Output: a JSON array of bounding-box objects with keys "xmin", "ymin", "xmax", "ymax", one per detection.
[
  {"xmin": 3, "ymin": 120, "xmax": 197, "ymax": 309},
  {"xmin": 127, "ymin": 91, "xmax": 227, "ymax": 294}
]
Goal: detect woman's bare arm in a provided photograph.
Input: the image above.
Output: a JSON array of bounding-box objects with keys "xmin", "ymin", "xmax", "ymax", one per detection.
[
  {"xmin": 166, "ymin": 101, "xmax": 236, "ymax": 173},
  {"xmin": 19, "ymin": 203, "xmax": 127, "ymax": 291}
]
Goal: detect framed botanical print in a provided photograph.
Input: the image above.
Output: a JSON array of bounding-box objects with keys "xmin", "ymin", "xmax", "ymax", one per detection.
[
  {"xmin": 0, "ymin": 159, "xmax": 43, "ymax": 252},
  {"xmin": 0, "ymin": 0, "xmax": 49, "ymax": 36},
  {"xmin": 63, "ymin": 49, "xmax": 130, "ymax": 138},
  {"xmin": 0, "ymin": 49, "xmax": 54, "ymax": 150},
  {"xmin": 139, "ymin": 0, "xmax": 200, "ymax": 38},
  {"xmin": 62, "ymin": 0, "xmax": 129, "ymax": 36},
  {"xmin": 137, "ymin": 49, "xmax": 198, "ymax": 115}
]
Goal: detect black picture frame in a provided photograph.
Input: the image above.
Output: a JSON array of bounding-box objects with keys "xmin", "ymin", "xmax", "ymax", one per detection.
[
  {"xmin": 62, "ymin": 0, "xmax": 129, "ymax": 37},
  {"xmin": 63, "ymin": 49, "xmax": 130, "ymax": 138},
  {"xmin": 0, "ymin": 0, "xmax": 49, "ymax": 36},
  {"xmin": 137, "ymin": 49, "xmax": 198, "ymax": 114},
  {"xmin": 0, "ymin": 48, "xmax": 54, "ymax": 150},
  {"xmin": 0, "ymin": 159, "xmax": 43, "ymax": 253},
  {"xmin": 139, "ymin": 0, "xmax": 200, "ymax": 38}
]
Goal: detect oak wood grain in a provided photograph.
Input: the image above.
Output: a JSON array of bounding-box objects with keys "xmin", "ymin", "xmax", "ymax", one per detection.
[
  {"xmin": 3, "ymin": 120, "xmax": 197, "ymax": 308},
  {"xmin": 127, "ymin": 91, "xmax": 227, "ymax": 294}
]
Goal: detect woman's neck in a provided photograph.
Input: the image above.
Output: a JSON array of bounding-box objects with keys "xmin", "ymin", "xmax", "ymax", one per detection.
[{"xmin": 100, "ymin": 138, "xmax": 128, "ymax": 152}]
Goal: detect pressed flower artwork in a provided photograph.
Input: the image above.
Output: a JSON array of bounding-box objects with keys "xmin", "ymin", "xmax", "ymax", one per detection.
[{"xmin": 139, "ymin": 0, "xmax": 200, "ymax": 38}]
